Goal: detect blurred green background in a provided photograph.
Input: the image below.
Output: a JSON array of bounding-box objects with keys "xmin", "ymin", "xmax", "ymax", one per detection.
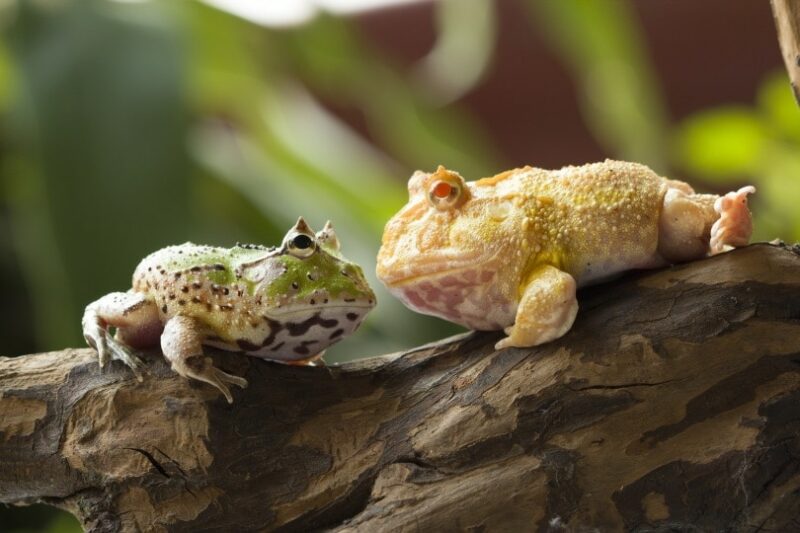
[{"xmin": 0, "ymin": 0, "xmax": 796, "ymax": 530}]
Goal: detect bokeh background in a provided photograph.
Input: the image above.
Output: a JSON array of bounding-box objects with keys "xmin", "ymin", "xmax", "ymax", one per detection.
[{"xmin": 1, "ymin": 0, "xmax": 797, "ymax": 530}]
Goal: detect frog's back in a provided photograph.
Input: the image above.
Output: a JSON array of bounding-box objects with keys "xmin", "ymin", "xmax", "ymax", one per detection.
[
  {"xmin": 132, "ymin": 243, "xmax": 271, "ymax": 318},
  {"xmin": 133, "ymin": 243, "xmax": 267, "ymax": 287},
  {"xmin": 507, "ymin": 160, "xmax": 667, "ymax": 285}
]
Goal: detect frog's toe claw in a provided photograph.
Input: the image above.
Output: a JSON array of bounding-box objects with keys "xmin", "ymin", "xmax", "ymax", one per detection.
[
  {"xmin": 186, "ymin": 363, "xmax": 247, "ymax": 404},
  {"xmin": 93, "ymin": 339, "xmax": 110, "ymax": 368},
  {"xmin": 495, "ymin": 336, "xmax": 515, "ymax": 351},
  {"xmin": 106, "ymin": 337, "xmax": 145, "ymax": 380},
  {"xmin": 205, "ymin": 369, "xmax": 247, "ymax": 404},
  {"xmin": 215, "ymin": 368, "xmax": 248, "ymax": 389}
]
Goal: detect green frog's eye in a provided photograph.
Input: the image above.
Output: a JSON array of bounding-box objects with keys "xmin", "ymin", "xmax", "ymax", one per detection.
[
  {"xmin": 287, "ymin": 233, "xmax": 316, "ymax": 258},
  {"xmin": 283, "ymin": 216, "xmax": 318, "ymax": 258}
]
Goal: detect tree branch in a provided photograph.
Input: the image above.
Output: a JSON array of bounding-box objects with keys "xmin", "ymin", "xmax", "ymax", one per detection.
[
  {"xmin": 1, "ymin": 244, "xmax": 800, "ymax": 532},
  {"xmin": 772, "ymin": 0, "xmax": 800, "ymax": 104}
]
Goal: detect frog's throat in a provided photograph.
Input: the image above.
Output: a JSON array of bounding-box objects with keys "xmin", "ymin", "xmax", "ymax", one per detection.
[{"xmin": 379, "ymin": 249, "xmax": 498, "ymax": 286}]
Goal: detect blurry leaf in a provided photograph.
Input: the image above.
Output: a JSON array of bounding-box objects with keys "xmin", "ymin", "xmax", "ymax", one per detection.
[
  {"xmin": 278, "ymin": 15, "xmax": 503, "ymax": 178},
  {"xmin": 757, "ymin": 70, "xmax": 800, "ymax": 143},
  {"xmin": 0, "ymin": 504, "xmax": 80, "ymax": 533},
  {"xmin": 673, "ymin": 107, "xmax": 765, "ymax": 179},
  {"xmin": 414, "ymin": 0, "xmax": 496, "ymax": 104},
  {"xmin": 5, "ymin": 0, "xmax": 191, "ymax": 349},
  {"xmin": 186, "ymin": 4, "xmax": 469, "ymax": 358},
  {"xmin": 524, "ymin": 0, "xmax": 669, "ymax": 171},
  {"xmin": 756, "ymin": 141, "xmax": 800, "ymax": 242},
  {"xmin": 190, "ymin": 164, "xmax": 285, "ymax": 246},
  {"xmin": 0, "ymin": 39, "xmax": 14, "ymax": 112},
  {"xmin": 261, "ymin": 82, "xmax": 405, "ymax": 221},
  {"xmin": 44, "ymin": 510, "xmax": 82, "ymax": 533}
]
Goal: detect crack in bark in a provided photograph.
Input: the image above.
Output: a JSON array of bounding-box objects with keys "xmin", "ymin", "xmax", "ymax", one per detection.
[
  {"xmin": 123, "ymin": 447, "xmax": 170, "ymax": 479},
  {"xmin": 565, "ymin": 379, "xmax": 678, "ymax": 392}
]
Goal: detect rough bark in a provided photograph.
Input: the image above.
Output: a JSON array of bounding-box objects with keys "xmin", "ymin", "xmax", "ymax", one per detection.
[
  {"xmin": 772, "ymin": 0, "xmax": 800, "ymax": 104},
  {"xmin": 1, "ymin": 243, "xmax": 799, "ymax": 532}
]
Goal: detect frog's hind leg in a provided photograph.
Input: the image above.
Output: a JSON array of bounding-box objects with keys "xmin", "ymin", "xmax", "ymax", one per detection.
[
  {"xmin": 82, "ymin": 291, "xmax": 161, "ymax": 378},
  {"xmin": 161, "ymin": 315, "xmax": 248, "ymax": 404},
  {"xmin": 657, "ymin": 185, "xmax": 755, "ymax": 262}
]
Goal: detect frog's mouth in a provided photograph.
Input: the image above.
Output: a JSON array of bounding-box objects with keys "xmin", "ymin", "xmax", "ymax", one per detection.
[
  {"xmin": 269, "ymin": 300, "xmax": 375, "ymax": 319},
  {"xmin": 377, "ymin": 249, "xmax": 495, "ymax": 286}
]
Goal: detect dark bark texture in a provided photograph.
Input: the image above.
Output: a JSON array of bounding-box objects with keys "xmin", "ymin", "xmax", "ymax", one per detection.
[{"xmin": 1, "ymin": 243, "xmax": 800, "ymax": 532}]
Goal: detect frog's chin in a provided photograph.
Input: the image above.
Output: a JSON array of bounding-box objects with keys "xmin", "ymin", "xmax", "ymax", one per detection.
[{"xmin": 378, "ymin": 250, "xmax": 494, "ymax": 287}]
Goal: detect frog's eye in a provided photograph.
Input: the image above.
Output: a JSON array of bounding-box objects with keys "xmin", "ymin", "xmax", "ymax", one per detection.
[
  {"xmin": 427, "ymin": 179, "xmax": 462, "ymax": 210},
  {"xmin": 283, "ymin": 216, "xmax": 318, "ymax": 258},
  {"xmin": 424, "ymin": 165, "xmax": 467, "ymax": 210},
  {"xmin": 287, "ymin": 233, "xmax": 316, "ymax": 258}
]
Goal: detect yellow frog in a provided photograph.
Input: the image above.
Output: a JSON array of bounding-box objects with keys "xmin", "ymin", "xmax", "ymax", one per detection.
[{"xmin": 376, "ymin": 160, "xmax": 754, "ymax": 350}]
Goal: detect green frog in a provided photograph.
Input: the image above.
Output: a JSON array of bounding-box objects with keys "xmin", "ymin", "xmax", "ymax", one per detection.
[{"xmin": 83, "ymin": 218, "xmax": 376, "ymax": 402}]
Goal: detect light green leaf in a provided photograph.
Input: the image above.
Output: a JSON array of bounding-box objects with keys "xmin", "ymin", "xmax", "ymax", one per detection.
[
  {"xmin": 673, "ymin": 108, "xmax": 765, "ymax": 179},
  {"xmin": 757, "ymin": 70, "xmax": 800, "ymax": 143}
]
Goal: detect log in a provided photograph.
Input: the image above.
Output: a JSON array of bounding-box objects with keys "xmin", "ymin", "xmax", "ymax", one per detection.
[
  {"xmin": 1, "ymin": 243, "xmax": 799, "ymax": 532},
  {"xmin": 772, "ymin": 0, "xmax": 800, "ymax": 104}
]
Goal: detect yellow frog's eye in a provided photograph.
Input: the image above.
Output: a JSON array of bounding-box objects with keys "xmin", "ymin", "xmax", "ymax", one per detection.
[
  {"xmin": 427, "ymin": 180, "xmax": 462, "ymax": 210},
  {"xmin": 286, "ymin": 233, "xmax": 316, "ymax": 258}
]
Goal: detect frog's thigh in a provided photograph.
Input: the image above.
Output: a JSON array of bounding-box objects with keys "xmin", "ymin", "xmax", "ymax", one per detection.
[
  {"xmin": 161, "ymin": 315, "xmax": 248, "ymax": 404},
  {"xmin": 657, "ymin": 188, "xmax": 717, "ymax": 262},
  {"xmin": 495, "ymin": 265, "xmax": 578, "ymax": 350},
  {"xmin": 82, "ymin": 291, "xmax": 158, "ymax": 369}
]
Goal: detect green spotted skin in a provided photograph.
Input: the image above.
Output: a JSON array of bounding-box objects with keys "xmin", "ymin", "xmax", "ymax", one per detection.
[{"xmin": 131, "ymin": 241, "xmax": 375, "ymax": 360}]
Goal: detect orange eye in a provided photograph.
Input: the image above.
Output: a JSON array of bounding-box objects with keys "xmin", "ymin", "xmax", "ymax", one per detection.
[
  {"xmin": 427, "ymin": 179, "xmax": 462, "ymax": 210},
  {"xmin": 432, "ymin": 181, "xmax": 452, "ymax": 199}
]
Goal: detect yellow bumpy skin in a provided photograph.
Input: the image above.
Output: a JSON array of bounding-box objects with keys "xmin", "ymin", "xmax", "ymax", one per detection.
[{"xmin": 376, "ymin": 160, "xmax": 755, "ymax": 349}]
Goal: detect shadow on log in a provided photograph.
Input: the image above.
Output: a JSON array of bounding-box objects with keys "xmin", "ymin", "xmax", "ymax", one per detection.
[{"xmin": 1, "ymin": 243, "xmax": 799, "ymax": 532}]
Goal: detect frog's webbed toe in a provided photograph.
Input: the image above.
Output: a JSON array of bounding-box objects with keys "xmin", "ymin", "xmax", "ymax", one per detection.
[{"xmin": 161, "ymin": 315, "xmax": 248, "ymax": 404}]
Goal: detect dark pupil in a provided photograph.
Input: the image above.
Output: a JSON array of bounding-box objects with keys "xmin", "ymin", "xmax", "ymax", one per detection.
[{"xmin": 292, "ymin": 234, "xmax": 313, "ymax": 249}]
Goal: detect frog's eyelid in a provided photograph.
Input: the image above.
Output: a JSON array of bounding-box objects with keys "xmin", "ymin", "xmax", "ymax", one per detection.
[{"xmin": 292, "ymin": 216, "xmax": 315, "ymax": 235}]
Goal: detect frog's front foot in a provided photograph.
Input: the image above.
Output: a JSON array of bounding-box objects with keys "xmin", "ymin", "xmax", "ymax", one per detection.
[
  {"xmin": 161, "ymin": 316, "xmax": 248, "ymax": 404},
  {"xmin": 710, "ymin": 186, "xmax": 756, "ymax": 254},
  {"xmin": 494, "ymin": 265, "xmax": 578, "ymax": 350}
]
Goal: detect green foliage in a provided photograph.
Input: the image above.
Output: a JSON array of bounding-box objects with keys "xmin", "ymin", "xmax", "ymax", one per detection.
[
  {"xmin": 673, "ymin": 71, "xmax": 800, "ymax": 241},
  {"xmin": 674, "ymin": 108, "xmax": 766, "ymax": 178},
  {"xmin": 524, "ymin": 0, "xmax": 669, "ymax": 172}
]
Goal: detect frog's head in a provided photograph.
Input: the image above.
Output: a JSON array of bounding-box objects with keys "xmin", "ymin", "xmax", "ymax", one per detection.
[
  {"xmin": 247, "ymin": 218, "xmax": 375, "ymax": 344},
  {"xmin": 377, "ymin": 166, "xmax": 515, "ymax": 289}
]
